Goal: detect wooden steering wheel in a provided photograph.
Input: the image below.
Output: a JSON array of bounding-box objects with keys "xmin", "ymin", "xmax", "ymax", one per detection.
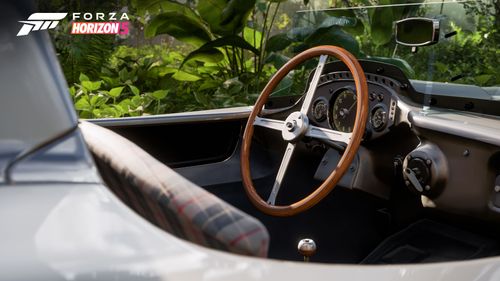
[{"xmin": 240, "ymin": 46, "xmax": 369, "ymax": 217}]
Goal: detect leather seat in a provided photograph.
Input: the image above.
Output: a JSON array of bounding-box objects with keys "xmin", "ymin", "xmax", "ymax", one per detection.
[{"xmin": 79, "ymin": 121, "xmax": 269, "ymax": 257}]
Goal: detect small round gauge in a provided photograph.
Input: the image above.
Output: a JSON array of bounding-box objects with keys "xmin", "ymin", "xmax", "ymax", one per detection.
[
  {"xmin": 331, "ymin": 89, "xmax": 357, "ymax": 133},
  {"xmin": 371, "ymin": 106, "xmax": 388, "ymax": 131},
  {"xmin": 312, "ymin": 99, "xmax": 328, "ymax": 122}
]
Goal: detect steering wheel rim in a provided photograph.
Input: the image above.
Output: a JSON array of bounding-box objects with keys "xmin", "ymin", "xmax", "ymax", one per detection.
[{"xmin": 241, "ymin": 45, "xmax": 369, "ymax": 217}]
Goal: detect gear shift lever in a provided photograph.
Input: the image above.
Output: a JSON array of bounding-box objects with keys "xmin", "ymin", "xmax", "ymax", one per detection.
[{"xmin": 298, "ymin": 238, "xmax": 316, "ymax": 262}]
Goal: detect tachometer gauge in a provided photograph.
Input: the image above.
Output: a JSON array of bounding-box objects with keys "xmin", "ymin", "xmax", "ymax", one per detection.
[
  {"xmin": 331, "ymin": 89, "xmax": 356, "ymax": 133},
  {"xmin": 371, "ymin": 105, "xmax": 387, "ymax": 131},
  {"xmin": 312, "ymin": 99, "xmax": 328, "ymax": 122}
]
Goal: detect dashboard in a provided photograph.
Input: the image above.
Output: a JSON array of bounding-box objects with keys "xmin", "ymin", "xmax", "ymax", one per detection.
[
  {"xmin": 264, "ymin": 59, "xmax": 500, "ymax": 223},
  {"xmin": 307, "ymin": 70, "xmax": 399, "ymax": 140}
]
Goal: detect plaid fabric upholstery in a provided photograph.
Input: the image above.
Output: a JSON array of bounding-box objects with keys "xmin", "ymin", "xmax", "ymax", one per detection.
[{"xmin": 80, "ymin": 121, "xmax": 269, "ymax": 257}]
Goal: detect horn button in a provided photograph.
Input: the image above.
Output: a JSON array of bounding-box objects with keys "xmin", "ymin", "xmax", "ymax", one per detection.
[{"xmin": 282, "ymin": 112, "xmax": 309, "ymax": 142}]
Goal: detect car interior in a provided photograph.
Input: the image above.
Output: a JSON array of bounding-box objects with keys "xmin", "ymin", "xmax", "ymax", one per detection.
[{"xmin": 81, "ymin": 42, "xmax": 500, "ymax": 265}]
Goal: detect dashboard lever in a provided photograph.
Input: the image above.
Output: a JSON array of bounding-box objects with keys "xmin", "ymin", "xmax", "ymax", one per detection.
[{"xmin": 404, "ymin": 168, "xmax": 424, "ymax": 192}]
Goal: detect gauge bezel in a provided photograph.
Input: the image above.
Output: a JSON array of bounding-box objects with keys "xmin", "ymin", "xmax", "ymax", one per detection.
[
  {"xmin": 311, "ymin": 97, "xmax": 329, "ymax": 122},
  {"xmin": 329, "ymin": 87, "xmax": 357, "ymax": 133},
  {"xmin": 370, "ymin": 104, "xmax": 389, "ymax": 132}
]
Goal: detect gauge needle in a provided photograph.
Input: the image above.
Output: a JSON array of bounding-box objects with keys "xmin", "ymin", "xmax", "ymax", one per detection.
[
  {"xmin": 341, "ymin": 100, "xmax": 357, "ymax": 117},
  {"xmin": 347, "ymin": 100, "xmax": 357, "ymax": 113}
]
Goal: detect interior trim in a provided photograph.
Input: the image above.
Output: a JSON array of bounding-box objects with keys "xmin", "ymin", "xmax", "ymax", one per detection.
[
  {"xmin": 408, "ymin": 110, "xmax": 500, "ymax": 147},
  {"xmin": 86, "ymin": 91, "xmax": 500, "ymax": 150},
  {"xmin": 89, "ymin": 106, "xmax": 254, "ymax": 126}
]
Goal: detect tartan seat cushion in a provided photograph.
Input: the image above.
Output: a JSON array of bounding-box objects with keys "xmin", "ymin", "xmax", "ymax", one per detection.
[{"xmin": 79, "ymin": 121, "xmax": 269, "ymax": 257}]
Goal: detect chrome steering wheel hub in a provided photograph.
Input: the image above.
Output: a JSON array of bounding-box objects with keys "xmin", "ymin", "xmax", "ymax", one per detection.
[{"xmin": 282, "ymin": 111, "xmax": 309, "ymax": 142}]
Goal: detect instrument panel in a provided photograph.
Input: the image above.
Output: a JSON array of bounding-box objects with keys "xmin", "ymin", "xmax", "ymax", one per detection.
[{"xmin": 308, "ymin": 71, "xmax": 399, "ymax": 140}]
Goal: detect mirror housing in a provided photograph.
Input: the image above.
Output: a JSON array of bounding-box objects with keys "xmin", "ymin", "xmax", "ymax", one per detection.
[{"xmin": 395, "ymin": 18, "xmax": 440, "ymax": 47}]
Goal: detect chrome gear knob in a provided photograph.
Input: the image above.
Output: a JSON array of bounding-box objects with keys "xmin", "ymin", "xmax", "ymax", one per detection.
[{"xmin": 298, "ymin": 238, "xmax": 317, "ymax": 262}]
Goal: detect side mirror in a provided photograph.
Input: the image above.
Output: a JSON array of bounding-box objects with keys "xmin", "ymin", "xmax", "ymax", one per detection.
[{"xmin": 395, "ymin": 18, "xmax": 440, "ymax": 47}]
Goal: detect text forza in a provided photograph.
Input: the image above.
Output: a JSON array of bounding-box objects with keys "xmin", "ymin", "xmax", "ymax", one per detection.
[
  {"xmin": 70, "ymin": 13, "xmax": 129, "ymax": 35},
  {"xmin": 72, "ymin": 13, "xmax": 130, "ymax": 21}
]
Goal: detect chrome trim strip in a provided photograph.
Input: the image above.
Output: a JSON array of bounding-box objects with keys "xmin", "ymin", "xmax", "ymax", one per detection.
[{"xmin": 88, "ymin": 106, "xmax": 254, "ymax": 126}]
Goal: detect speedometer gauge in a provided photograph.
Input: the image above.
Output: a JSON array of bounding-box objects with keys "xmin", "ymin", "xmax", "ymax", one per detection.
[{"xmin": 331, "ymin": 89, "xmax": 356, "ymax": 133}]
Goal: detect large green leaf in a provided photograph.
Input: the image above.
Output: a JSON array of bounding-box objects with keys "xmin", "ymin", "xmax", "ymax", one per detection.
[
  {"xmin": 157, "ymin": 66, "xmax": 179, "ymax": 77},
  {"xmin": 197, "ymin": 0, "xmax": 256, "ymax": 36},
  {"xmin": 185, "ymin": 49, "xmax": 225, "ymax": 65},
  {"xmin": 369, "ymin": 0, "xmax": 394, "ymax": 46},
  {"xmin": 265, "ymin": 53, "xmax": 290, "ymax": 69},
  {"xmin": 89, "ymin": 94, "xmax": 107, "ymax": 107},
  {"xmin": 172, "ymin": 70, "xmax": 201, "ymax": 82},
  {"xmin": 81, "ymin": 80, "xmax": 102, "ymax": 92},
  {"xmin": 101, "ymin": 107, "xmax": 122, "ymax": 118},
  {"xmin": 292, "ymin": 43, "xmax": 310, "ymax": 54},
  {"xmin": 266, "ymin": 33, "xmax": 293, "ymax": 52},
  {"xmin": 220, "ymin": 77, "xmax": 244, "ymax": 95},
  {"xmin": 129, "ymin": 85, "xmax": 140, "ymax": 95},
  {"xmin": 243, "ymin": 27, "xmax": 263, "ymax": 49},
  {"xmin": 324, "ymin": 10, "xmax": 365, "ymax": 35},
  {"xmin": 199, "ymin": 79, "xmax": 221, "ymax": 91},
  {"xmin": 79, "ymin": 73, "xmax": 89, "ymax": 82},
  {"xmin": 108, "ymin": 86, "xmax": 125, "ymax": 98},
  {"xmin": 145, "ymin": 11, "xmax": 212, "ymax": 47},
  {"xmin": 182, "ymin": 35, "xmax": 259, "ymax": 66},
  {"xmin": 150, "ymin": 90, "xmax": 169, "ymax": 100},
  {"xmin": 75, "ymin": 97, "xmax": 91, "ymax": 112},
  {"xmin": 287, "ymin": 26, "xmax": 315, "ymax": 41},
  {"xmin": 369, "ymin": 0, "xmax": 424, "ymax": 46},
  {"xmin": 474, "ymin": 74, "xmax": 493, "ymax": 85},
  {"xmin": 304, "ymin": 26, "xmax": 360, "ymax": 56},
  {"xmin": 389, "ymin": 0, "xmax": 424, "ymax": 21}
]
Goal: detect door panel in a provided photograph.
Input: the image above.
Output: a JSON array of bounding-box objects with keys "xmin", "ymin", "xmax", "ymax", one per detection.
[{"xmin": 98, "ymin": 121, "xmax": 241, "ymax": 168}]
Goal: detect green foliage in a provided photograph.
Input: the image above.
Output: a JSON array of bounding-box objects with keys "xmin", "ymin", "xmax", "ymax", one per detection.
[
  {"xmin": 56, "ymin": 0, "xmax": 499, "ymax": 120},
  {"xmin": 69, "ymin": 44, "xmax": 260, "ymax": 118},
  {"xmin": 197, "ymin": 0, "xmax": 256, "ymax": 36},
  {"xmin": 145, "ymin": 11, "xmax": 212, "ymax": 47},
  {"xmin": 53, "ymin": 24, "xmax": 117, "ymax": 84},
  {"xmin": 181, "ymin": 35, "xmax": 259, "ymax": 67},
  {"xmin": 403, "ymin": 19, "xmax": 499, "ymax": 86},
  {"xmin": 140, "ymin": 0, "xmax": 284, "ymax": 82}
]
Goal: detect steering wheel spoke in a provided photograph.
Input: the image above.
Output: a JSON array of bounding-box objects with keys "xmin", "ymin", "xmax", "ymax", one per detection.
[
  {"xmin": 300, "ymin": 55, "xmax": 328, "ymax": 114},
  {"xmin": 254, "ymin": 116, "xmax": 284, "ymax": 132},
  {"xmin": 267, "ymin": 143, "xmax": 295, "ymax": 205},
  {"xmin": 306, "ymin": 125, "xmax": 351, "ymax": 145}
]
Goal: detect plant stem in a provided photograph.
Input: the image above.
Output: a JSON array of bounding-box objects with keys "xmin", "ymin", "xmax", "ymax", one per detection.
[
  {"xmin": 239, "ymin": 47, "xmax": 245, "ymax": 74},
  {"xmin": 232, "ymin": 45, "xmax": 239, "ymax": 75},
  {"xmin": 252, "ymin": 9, "xmax": 258, "ymax": 73},
  {"xmin": 258, "ymin": 3, "xmax": 271, "ymax": 73},
  {"xmin": 264, "ymin": 1, "xmax": 281, "ymax": 57},
  {"xmin": 256, "ymin": 2, "xmax": 272, "ymax": 91},
  {"xmin": 224, "ymin": 46, "xmax": 235, "ymax": 76}
]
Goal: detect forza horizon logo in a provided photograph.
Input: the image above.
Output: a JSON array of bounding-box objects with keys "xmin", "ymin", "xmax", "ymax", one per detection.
[
  {"xmin": 17, "ymin": 12, "xmax": 130, "ymax": 36},
  {"xmin": 17, "ymin": 13, "xmax": 67, "ymax": 36}
]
